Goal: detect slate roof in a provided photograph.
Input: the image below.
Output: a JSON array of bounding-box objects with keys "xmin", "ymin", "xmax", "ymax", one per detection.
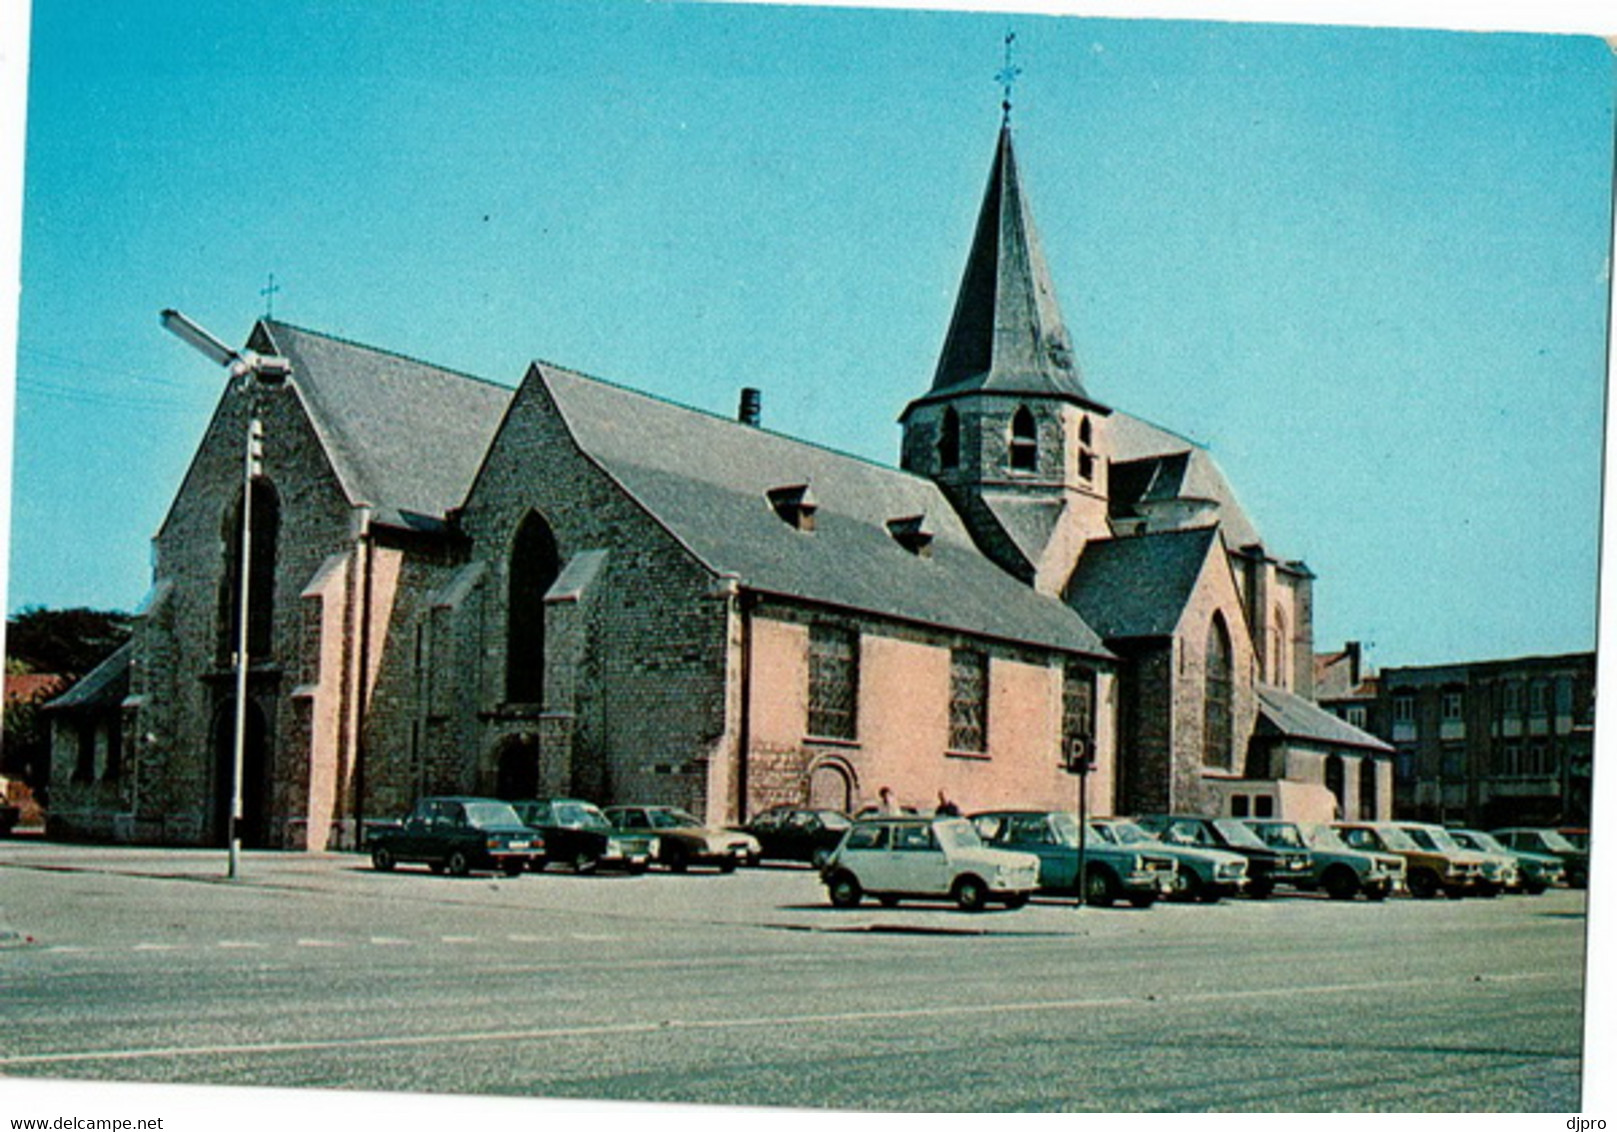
[
  {"xmin": 251, "ymin": 321, "xmax": 513, "ymax": 529},
  {"xmin": 1063, "ymin": 527, "xmax": 1221, "ymax": 641},
  {"xmin": 537, "ymin": 364, "xmax": 1110, "ymax": 657},
  {"xmin": 44, "ymin": 642, "xmax": 132, "ymax": 713},
  {"xmin": 910, "ymin": 125, "xmax": 1102, "ymax": 412},
  {"xmin": 1256, "ymin": 684, "xmax": 1394, "ymax": 753},
  {"xmin": 1107, "ymin": 410, "xmax": 1262, "ymax": 549}
]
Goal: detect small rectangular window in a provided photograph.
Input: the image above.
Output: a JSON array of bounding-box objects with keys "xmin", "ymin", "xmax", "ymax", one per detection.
[
  {"xmin": 1442, "ymin": 691, "xmax": 1463, "ymax": 721},
  {"xmin": 1254, "ymin": 795, "xmax": 1275, "ymax": 818},
  {"xmin": 1230, "ymin": 794, "xmax": 1249, "ymax": 818},
  {"xmin": 1393, "ymin": 695, "xmax": 1415, "ymax": 723}
]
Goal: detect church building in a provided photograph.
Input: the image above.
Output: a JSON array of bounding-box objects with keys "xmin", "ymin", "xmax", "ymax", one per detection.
[{"xmin": 46, "ymin": 121, "xmax": 1393, "ymax": 847}]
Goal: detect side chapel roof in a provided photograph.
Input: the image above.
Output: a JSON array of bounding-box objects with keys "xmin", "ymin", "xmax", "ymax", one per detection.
[
  {"xmin": 1256, "ymin": 684, "xmax": 1395, "ymax": 754},
  {"xmin": 536, "ymin": 363, "xmax": 1110, "ymax": 658},
  {"xmin": 251, "ymin": 321, "xmax": 513, "ymax": 529},
  {"xmin": 1063, "ymin": 526, "xmax": 1222, "ymax": 641}
]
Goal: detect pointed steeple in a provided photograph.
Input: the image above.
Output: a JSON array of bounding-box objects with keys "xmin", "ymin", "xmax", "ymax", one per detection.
[{"xmin": 923, "ymin": 124, "xmax": 1100, "ymax": 410}]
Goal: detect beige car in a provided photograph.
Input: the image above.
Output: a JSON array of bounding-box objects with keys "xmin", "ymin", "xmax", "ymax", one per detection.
[
  {"xmin": 604, "ymin": 805, "xmax": 761, "ymax": 872},
  {"xmin": 1333, "ymin": 820, "xmax": 1488, "ymax": 899}
]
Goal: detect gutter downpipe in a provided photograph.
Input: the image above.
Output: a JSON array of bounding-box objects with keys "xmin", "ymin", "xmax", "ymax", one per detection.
[{"xmin": 353, "ymin": 504, "xmax": 374, "ymax": 850}]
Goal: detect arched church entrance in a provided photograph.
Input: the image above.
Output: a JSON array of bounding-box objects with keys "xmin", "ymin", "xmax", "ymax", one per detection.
[
  {"xmin": 212, "ymin": 698, "xmax": 270, "ymax": 848},
  {"xmin": 494, "ymin": 733, "xmax": 540, "ymax": 800}
]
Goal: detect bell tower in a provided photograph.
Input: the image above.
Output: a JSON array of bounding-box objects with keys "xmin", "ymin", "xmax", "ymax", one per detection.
[{"xmin": 901, "ymin": 121, "xmax": 1111, "ymax": 593}]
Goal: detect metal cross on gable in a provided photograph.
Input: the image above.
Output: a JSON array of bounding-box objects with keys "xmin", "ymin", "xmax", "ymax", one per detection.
[
  {"xmin": 996, "ymin": 31, "xmax": 1022, "ymax": 122},
  {"xmin": 260, "ymin": 273, "xmax": 281, "ymax": 319}
]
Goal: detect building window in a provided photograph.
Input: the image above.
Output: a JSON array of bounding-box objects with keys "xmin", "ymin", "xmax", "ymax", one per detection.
[
  {"xmin": 1442, "ymin": 690, "xmax": 1463, "ymax": 721},
  {"xmin": 1395, "ymin": 746, "xmax": 1416, "ymax": 781},
  {"xmin": 73, "ymin": 723, "xmax": 95, "ymax": 784},
  {"xmin": 1230, "ymin": 794, "xmax": 1249, "ymax": 818},
  {"xmin": 1079, "ymin": 416, "xmax": 1093, "ymax": 446},
  {"xmin": 1203, "ymin": 614, "xmax": 1234, "ymax": 770},
  {"xmin": 1078, "ymin": 450, "xmax": 1096, "ymax": 482},
  {"xmin": 1502, "ymin": 682, "xmax": 1522, "ymax": 716},
  {"xmin": 1358, "ymin": 758, "xmax": 1377, "ymax": 819},
  {"xmin": 949, "ymin": 649, "xmax": 989, "ymax": 754},
  {"xmin": 505, "ymin": 510, "xmax": 560, "ymax": 705},
  {"xmin": 1346, "ymin": 705, "xmax": 1367, "ymax": 729},
  {"xmin": 938, "ymin": 408, "xmax": 960, "ymax": 471},
  {"xmin": 1061, "ymin": 662, "xmax": 1096, "ymax": 764},
  {"xmin": 807, "ymin": 624, "xmax": 859, "ymax": 741},
  {"xmin": 1009, "ymin": 407, "xmax": 1037, "ymax": 472},
  {"xmin": 1501, "ymin": 741, "xmax": 1523, "ymax": 776},
  {"xmin": 1325, "ymin": 755, "xmax": 1345, "ymax": 818},
  {"xmin": 1393, "ymin": 695, "xmax": 1415, "ymax": 724},
  {"xmin": 104, "ymin": 714, "xmax": 123, "ymax": 782},
  {"xmin": 1528, "ymin": 681, "xmax": 1548, "ymax": 717},
  {"xmin": 218, "ymin": 479, "xmax": 280, "ymax": 664},
  {"xmin": 1270, "ymin": 607, "xmax": 1289, "ymax": 690},
  {"xmin": 1253, "ymin": 795, "xmax": 1275, "ymax": 818},
  {"xmin": 1441, "ymin": 744, "xmax": 1464, "ymax": 778}
]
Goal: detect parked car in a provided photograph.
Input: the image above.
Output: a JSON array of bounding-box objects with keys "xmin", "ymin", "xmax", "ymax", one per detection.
[
  {"xmin": 820, "ymin": 815, "xmax": 1040, "ymax": 911},
  {"xmin": 1333, "ymin": 820, "xmax": 1487, "ymax": 899},
  {"xmin": 510, "ymin": 798, "xmax": 656, "ymax": 874},
  {"xmin": 970, "ymin": 809, "xmax": 1176, "ymax": 908},
  {"xmin": 1135, "ymin": 813, "xmax": 1312, "ymax": 899},
  {"xmin": 1558, "ymin": 828, "xmax": 1589, "ymax": 853},
  {"xmin": 737, "ymin": 806, "xmax": 852, "ymax": 867},
  {"xmin": 1086, "ymin": 817, "xmax": 1248, "ymax": 902},
  {"xmin": 1244, "ymin": 820, "xmax": 1404, "ymax": 901},
  {"xmin": 1394, "ymin": 821, "xmax": 1510, "ymax": 896},
  {"xmin": 1493, "ymin": 827, "xmax": 1589, "ymax": 889},
  {"xmin": 367, "ymin": 796, "xmax": 545, "ymax": 877},
  {"xmin": 1448, "ymin": 828, "xmax": 1564, "ymax": 894},
  {"xmin": 604, "ymin": 805, "xmax": 761, "ymax": 872}
]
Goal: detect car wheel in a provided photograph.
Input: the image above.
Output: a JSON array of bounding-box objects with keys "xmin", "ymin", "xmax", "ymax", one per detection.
[
  {"xmin": 1323, "ymin": 866, "xmax": 1360, "ymax": 901},
  {"xmin": 718, "ymin": 856, "xmax": 738, "ymax": 874},
  {"xmin": 1475, "ymin": 882, "xmax": 1500, "ymax": 899},
  {"xmin": 628, "ymin": 859, "xmax": 650, "ymax": 875},
  {"xmin": 1524, "ymin": 882, "xmax": 1547, "ymax": 896},
  {"xmin": 1364, "ymin": 884, "xmax": 1389, "ymax": 902},
  {"xmin": 1002, "ymin": 893, "xmax": 1029, "ymax": 910},
  {"xmin": 1084, "ymin": 866, "xmax": 1120, "ymax": 908},
  {"xmin": 1175, "ymin": 871, "xmax": 1204, "ymax": 903},
  {"xmin": 1126, "ymin": 892, "xmax": 1157, "ymax": 909},
  {"xmin": 427, "ymin": 862, "xmax": 445, "ymax": 875},
  {"xmin": 828, "ymin": 872, "xmax": 862, "ymax": 909},
  {"xmin": 953, "ymin": 875, "xmax": 989, "ymax": 912},
  {"xmin": 878, "ymin": 895, "xmax": 900, "ymax": 908},
  {"xmin": 665, "ymin": 845, "xmax": 689, "ymax": 873},
  {"xmin": 501, "ymin": 860, "xmax": 524, "ymax": 878},
  {"xmin": 1246, "ymin": 876, "xmax": 1274, "ymax": 900},
  {"xmin": 573, "ymin": 851, "xmax": 598, "ymax": 875},
  {"xmin": 1407, "ymin": 868, "xmax": 1439, "ymax": 900},
  {"xmin": 371, "ymin": 846, "xmax": 396, "ymax": 872},
  {"xmin": 445, "ymin": 850, "xmax": 471, "ymax": 878}
]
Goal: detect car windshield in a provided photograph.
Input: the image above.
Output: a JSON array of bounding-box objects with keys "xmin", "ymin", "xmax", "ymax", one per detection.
[
  {"xmin": 1558, "ymin": 831, "xmax": 1588, "ymax": 851},
  {"xmin": 1089, "ymin": 820, "xmax": 1155, "ymax": 846},
  {"xmin": 1368, "ymin": 825, "xmax": 1420, "ymax": 852},
  {"xmin": 1456, "ymin": 830, "xmax": 1506, "ymax": 854},
  {"xmin": 1303, "ymin": 824, "xmax": 1351, "ymax": 851},
  {"xmin": 935, "ymin": 820, "xmax": 984, "ymax": 853},
  {"xmin": 464, "ymin": 802, "xmax": 523, "ymax": 829},
  {"xmin": 1049, "ymin": 812, "xmax": 1081, "ymax": 848},
  {"xmin": 1405, "ymin": 825, "xmax": 1464, "ymax": 853},
  {"xmin": 1249, "ymin": 822, "xmax": 1305, "ymax": 850},
  {"xmin": 1211, "ymin": 820, "xmax": 1269, "ymax": 850},
  {"xmin": 556, "ymin": 802, "xmax": 610, "ymax": 831},
  {"xmin": 1539, "ymin": 830, "xmax": 1581, "ymax": 852},
  {"xmin": 647, "ymin": 809, "xmax": 702, "ymax": 830}
]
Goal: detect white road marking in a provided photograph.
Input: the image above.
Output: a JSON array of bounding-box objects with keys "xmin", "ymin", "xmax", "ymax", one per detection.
[
  {"xmin": 439, "ymin": 936, "xmax": 480, "ymax": 944},
  {"xmin": 569, "ymin": 932, "xmax": 618, "ymax": 942},
  {"xmin": 295, "ymin": 939, "xmax": 343, "ymax": 948},
  {"xmin": 0, "ymin": 970, "xmax": 1575, "ymax": 1069},
  {"xmin": 369, "ymin": 937, "xmax": 411, "ymax": 946},
  {"xmin": 217, "ymin": 941, "xmax": 267, "ymax": 950},
  {"xmin": 131, "ymin": 943, "xmax": 178, "ymax": 952},
  {"xmin": 505, "ymin": 933, "xmax": 555, "ymax": 943}
]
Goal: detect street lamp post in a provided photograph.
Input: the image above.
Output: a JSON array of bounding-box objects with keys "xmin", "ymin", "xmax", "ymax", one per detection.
[{"xmin": 160, "ymin": 310, "xmax": 289, "ymax": 878}]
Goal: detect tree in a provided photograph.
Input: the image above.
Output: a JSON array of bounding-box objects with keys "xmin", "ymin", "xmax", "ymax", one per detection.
[{"xmin": 4, "ymin": 606, "xmax": 133, "ymax": 677}]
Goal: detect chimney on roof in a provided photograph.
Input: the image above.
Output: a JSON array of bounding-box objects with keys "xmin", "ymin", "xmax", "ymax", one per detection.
[
  {"xmin": 1347, "ymin": 641, "xmax": 1362, "ymax": 686},
  {"xmin": 738, "ymin": 387, "xmax": 762, "ymax": 427}
]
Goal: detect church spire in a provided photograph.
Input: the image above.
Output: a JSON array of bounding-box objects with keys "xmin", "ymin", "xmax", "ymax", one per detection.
[{"xmin": 922, "ymin": 122, "xmax": 1100, "ymax": 410}]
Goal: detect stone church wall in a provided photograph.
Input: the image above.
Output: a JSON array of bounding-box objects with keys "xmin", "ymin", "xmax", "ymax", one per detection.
[{"xmin": 455, "ymin": 370, "xmax": 731, "ymax": 822}]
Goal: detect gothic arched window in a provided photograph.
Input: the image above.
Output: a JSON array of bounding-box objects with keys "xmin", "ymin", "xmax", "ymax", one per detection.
[
  {"xmin": 1270, "ymin": 606, "xmax": 1289, "ymax": 690},
  {"xmin": 1203, "ymin": 613, "xmax": 1234, "ymax": 770},
  {"xmin": 218, "ymin": 479, "xmax": 280, "ymax": 663},
  {"xmin": 1009, "ymin": 407, "xmax": 1037, "ymax": 472},
  {"xmin": 506, "ymin": 510, "xmax": 561, "ymax": 705},
  {"xmin": 939, "ymin": 408, "xmax": 960, "ymax": 470}
]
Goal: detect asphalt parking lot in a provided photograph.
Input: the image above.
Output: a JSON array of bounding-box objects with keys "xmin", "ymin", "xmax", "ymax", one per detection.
[{"xmin": 0, "ymin": 842, "xmax": 1594, "ymax": 1113}]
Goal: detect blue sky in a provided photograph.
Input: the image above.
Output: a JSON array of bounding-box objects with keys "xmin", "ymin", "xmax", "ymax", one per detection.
[{"xmin": 3, "ymin": 0, "xmax": 1614, "ymax": 671}]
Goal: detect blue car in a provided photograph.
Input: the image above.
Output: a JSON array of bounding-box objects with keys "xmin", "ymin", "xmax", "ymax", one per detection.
[{"xmin": 970, "ymin": 810, "xmax": 1177, "ymax": 908}]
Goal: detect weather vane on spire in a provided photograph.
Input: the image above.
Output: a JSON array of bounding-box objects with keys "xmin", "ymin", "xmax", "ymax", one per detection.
[{"xmin": 996, "ymin": 31, "xmax": 1022, "ymax": 123}]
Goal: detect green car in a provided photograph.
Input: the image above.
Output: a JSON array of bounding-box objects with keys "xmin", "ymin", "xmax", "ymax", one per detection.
[{"xmin": 368, "ymin": 796, "xmax": 545, "ymax": 877}]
